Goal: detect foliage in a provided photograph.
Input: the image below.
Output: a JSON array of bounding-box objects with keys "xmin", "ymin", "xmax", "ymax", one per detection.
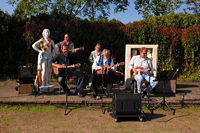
[
  {"xmin": 144, "ymin": 13, "xmax": 200, "ymax": 29},
  {"xmin": 184, "ymin": 0, "xmax": 200, "ymax": 14},
  {"xmin": 123, "ymin": 21, "xmax": 182, "ymax": 71},
  {"xmin": 134, "ymin": 0, "xmax": 182, "ymax": 19},
  {"xmin": 181, "ymin": 25, "xmax": 200, "ymax": 78},
  {"xmin": 0, "ymin": 11, "xmax": 27, "ymax": 78},
  {"xmin": 7, "ymin": 0, "xmax": 129, "ymax": 20}
]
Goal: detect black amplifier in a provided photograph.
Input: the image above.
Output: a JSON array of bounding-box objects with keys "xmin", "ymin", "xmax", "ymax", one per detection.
[{"xmin": 112, "ymin": 93, "xmax": 142, "ymax": 115}]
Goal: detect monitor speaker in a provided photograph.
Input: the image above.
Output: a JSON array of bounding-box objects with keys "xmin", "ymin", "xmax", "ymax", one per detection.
[
  {"xmin": 18, "ymin": 66, "xmax": 32, "ymax": 78},
  {"xmin": 112, "ymin": 93, "xmax": 141, "ymax": 115},
  {"xmin": 17, "ymin": 66, "xmax": 33, "ymax": 84}
]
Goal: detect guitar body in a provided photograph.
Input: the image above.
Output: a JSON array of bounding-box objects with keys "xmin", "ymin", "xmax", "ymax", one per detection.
[
  {"xmin": 37, "ymin": 69, "xmax": 42, "ymax": 87},
  {"xmin": 97, "ymin": 65, "xmax": 110, "ymax": 74},
  {"xmin": 96, "ymin": 62, "xmax": 125, "ymax": 75}
]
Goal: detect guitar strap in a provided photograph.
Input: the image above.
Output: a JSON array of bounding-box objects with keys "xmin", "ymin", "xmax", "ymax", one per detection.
[{"xmin": 98, "ymin": 55, "xmax": 111, "ymax": 66}]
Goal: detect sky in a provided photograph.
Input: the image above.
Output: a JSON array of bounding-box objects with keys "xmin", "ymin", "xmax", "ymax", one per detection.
[{"xmin": 0, "ymin": 0, "xmax": 188, "ymax": 24}]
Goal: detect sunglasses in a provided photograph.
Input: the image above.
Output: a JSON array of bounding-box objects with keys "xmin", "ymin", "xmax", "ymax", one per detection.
[
  {"xmin": 65, "ymin": 36, "xmax": 69, "ymax": 38},
  {"xmin": 143, "ymin": 53, "xmax": 147, "ymax": 54}
]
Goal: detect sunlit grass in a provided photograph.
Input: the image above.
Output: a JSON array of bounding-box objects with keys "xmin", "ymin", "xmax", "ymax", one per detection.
[{"xmin": 0, "ymin": 105, "xmax": 57, "ymax": 113}]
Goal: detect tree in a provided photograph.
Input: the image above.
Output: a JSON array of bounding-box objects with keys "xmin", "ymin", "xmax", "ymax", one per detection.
[
  {"xmin": 134, "ymin": 0, "xmax": 183, "ymax": 19},
  {"xmin": 184, "ymin": 0, "xmax": 200, "ymax": 14},
  {"xmin": 7, "ymin": 0, "xmax": 129, "ymax": 19}
]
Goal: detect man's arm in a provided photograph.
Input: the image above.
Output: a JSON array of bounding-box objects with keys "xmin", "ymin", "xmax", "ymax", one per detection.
[
  {"xmin": 109, "ymin": 59, "xmax": 117, "ymax": 71},
  {"xmin": 88, "ymin": 53, "xmax": 94, "ymax": 63},
  {"xmin": 92, "ymin": 56, "xmax": 102, "ymax": 70},
  {"xmin": 128, "ymin": 56, "xmax": 136, "ymax": 69}
]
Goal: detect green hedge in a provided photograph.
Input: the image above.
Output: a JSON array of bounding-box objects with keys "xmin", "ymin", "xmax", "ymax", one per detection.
[{"xmin": 181, "ymin": 25, "xmax": 200, "ymax": 80}]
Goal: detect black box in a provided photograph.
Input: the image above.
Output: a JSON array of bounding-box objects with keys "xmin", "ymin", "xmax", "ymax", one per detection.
[
  {"xmin": 18, "ymin": 77, "xmax": 33, "ymax": 84},
  {"xmin": 18, "ymin": 66, "xmax": 32, "ymax": 78},
  {"xmin": 112, "ymin": 93, "xmax": 141, "ymax": 115}
]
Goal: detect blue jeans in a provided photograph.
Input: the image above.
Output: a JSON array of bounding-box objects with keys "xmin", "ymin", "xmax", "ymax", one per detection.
[{"xmin": 134, "ymin": 73, "xmax": 158, "ymax": 93}]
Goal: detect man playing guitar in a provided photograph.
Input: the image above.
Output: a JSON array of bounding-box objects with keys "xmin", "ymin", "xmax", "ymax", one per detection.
[
  {"xmin": 52, "ymin": 44, "xmax": 85, "ymax": 97},
  {"xmin": 128, "ymin": 47, "xmax": 158, "ymax": 97},
  {"xmin": 55, "ymin": 33, "xmax": 84, "ymax": 54},
  {"xmin": 91, "ymin": 49, "xmax": 123, "ymax": 98}
]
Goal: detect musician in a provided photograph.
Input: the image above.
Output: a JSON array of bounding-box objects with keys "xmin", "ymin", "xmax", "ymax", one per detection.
[
  {"xmin": 88, "ymin": 43, "xmax": 102, "ymax": 63},
  {"xmin": 55, "ymin": 33, "xmax": 84, "ymax": 53},
  {"xmin": 52, "ymin": 44, "xmax": 85, "ymax": 97},
  {"xmin": 91, "ymin": 49, "xmax": 120, "ymax": 98},
  {"xmin": 128, "ymin": 47, "xmax": 158, "ymax": 97}
]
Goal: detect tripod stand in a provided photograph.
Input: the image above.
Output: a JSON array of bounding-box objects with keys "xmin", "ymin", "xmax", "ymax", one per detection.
[
  {"xmin": 56, "ymin": 67, "xmax": 76, "ymax": 115},
  {"xmin": 151, "ymin": 70, "xmax": 180, "ymax": 115}
]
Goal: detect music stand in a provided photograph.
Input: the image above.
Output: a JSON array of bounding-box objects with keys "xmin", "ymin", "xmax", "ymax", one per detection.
[
  {"xmin": 58, "ymin": 67, "xmax": 76, "ymax": 115},
  {"xmin": 151, "ymin": 70, "xmax": 180, "ymax": 115},
  {"xmin": 92, "ymin": 72, "xmax": 117, "ymax": 114}
]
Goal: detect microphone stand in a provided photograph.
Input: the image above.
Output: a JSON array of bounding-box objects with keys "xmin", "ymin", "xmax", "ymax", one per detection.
[{"xmin": 100, "ymin": 68, "xmax": 105, "ymax": 114}]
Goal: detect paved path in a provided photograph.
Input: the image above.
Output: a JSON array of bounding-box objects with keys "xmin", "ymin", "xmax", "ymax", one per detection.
[{"xmin": 0, "ymin": 80, "xmax": 200, "ymax": 107}]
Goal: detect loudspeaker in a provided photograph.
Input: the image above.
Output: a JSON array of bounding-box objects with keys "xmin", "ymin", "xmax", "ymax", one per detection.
[
  {"xmin": 18, "ymin": 66, "xmax": 32, "ymax": 78},
  {"xmin": 18, "ymin": 77, "xmax": 33, "ymax": 84},
  {"xmin": 112, "ymin": 93, "xmax": 141, "ymax": 115}
]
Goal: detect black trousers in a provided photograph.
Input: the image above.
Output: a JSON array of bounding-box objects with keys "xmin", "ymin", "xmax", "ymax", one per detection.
[
  {"xmin": 58, "ymin": 75, "xmax": 84, "ymax": 92},
  {"xmin": 91, "ymin": 73, "xmax": 115, "ymax": 95}
]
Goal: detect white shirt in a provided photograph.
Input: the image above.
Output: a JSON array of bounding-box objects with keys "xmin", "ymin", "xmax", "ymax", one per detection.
[{"xmin": 128, "ymin": 55, "xmax": 153, "ymax": 70}]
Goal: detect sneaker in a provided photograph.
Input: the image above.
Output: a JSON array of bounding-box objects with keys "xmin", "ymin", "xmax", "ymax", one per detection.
[
  {"xmin": 92, "ymin": 92, "xmax": 97, "ymax": 98},
  {"xmin": 77, "ymin": 91, "xmax": 84, "ymax": 97},
  {"xmin": 142, "ymin": 91, "xmax": 147, "ymax": 98},
  {"xmin": 105, "ymin": 92, "xmax": 111, "ymax": 98},
  {"xmin": 95, "ymin": 96, "xmax": 101, "ymax": 100}
]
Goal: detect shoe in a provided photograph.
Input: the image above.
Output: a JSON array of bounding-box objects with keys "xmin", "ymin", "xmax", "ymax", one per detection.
[
  {"xmin": 95, "ymin": 96, "xmax": 101, "ymax": 100},
  {"xmin": 92, "ymin": 93, "xmax": 97, "ymax": 98},
  {"xmin": 77, "ymin": 91, "xmax": 84, "ymax": 97},
  {"xmin": 63, "ymin": 89, "xmax": 70, "ymax": 96},
  {"xmin": 64, "ymin": 88, "xmax": 70, "ymax": 95},
  {"xmin": 142, "ymin": 91, "xmax": 147, "ymax": 98},
  {"xmin": 105, "ymin": 92, "xmax": 111, "ymax": 98}
]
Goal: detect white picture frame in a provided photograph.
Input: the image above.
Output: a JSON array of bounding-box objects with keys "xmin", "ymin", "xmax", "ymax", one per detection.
[{"xmin": 125, "ymin": 44, "xmax": 159, "ymax": 81}]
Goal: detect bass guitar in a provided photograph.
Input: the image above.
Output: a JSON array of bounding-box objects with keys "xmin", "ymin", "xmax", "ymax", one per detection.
[{"xmin": 97, "ymin": 62, "xmax": 125, "ymax": 74}]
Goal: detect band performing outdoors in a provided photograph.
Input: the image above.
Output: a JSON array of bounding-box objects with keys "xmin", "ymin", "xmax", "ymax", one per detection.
[
  {"xmin": 31, "ymin": 29, "xmax": 161, "ymax": 100},
  {"xmin": 2, "ymin": 0, "xmax": 199, "ymax": 129},
  {"xmin": 12, "ymin": 28, "xmax": 184, "ymax": 121}
]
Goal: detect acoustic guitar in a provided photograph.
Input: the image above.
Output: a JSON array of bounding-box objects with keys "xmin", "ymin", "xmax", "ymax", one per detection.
[
  {"xmin": 37, "ymin": 69, "xmax": 42, "ymax": 87},
  {"xmin": 97, "ymin": 62, "xmax": 125, "ymax": 74}
]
